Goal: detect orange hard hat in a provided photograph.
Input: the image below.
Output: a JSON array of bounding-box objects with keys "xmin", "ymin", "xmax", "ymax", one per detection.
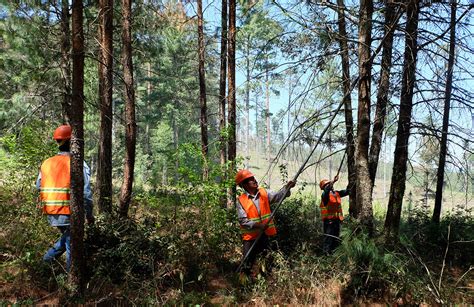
[
  {"xmin": 319, "ymin": 179, "xmax": 330, "ymax": 190},
  {"xmin": 53, "ymin": 125, "xmax": 72, "ymax": 140},
  {"xmin": 235, "ymin": 169, "xmax": 255, "ymax": 185}
]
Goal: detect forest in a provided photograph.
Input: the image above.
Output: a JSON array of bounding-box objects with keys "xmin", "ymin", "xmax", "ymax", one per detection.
[{"xmin": 0, "ymin": 0, "xmax": 473, "ymax": 304}]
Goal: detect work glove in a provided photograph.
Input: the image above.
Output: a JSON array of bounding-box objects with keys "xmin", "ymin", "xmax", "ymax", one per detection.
[
  {"xmin": 286, "ymin": 180, "xmax": 296, "ymax": 189},
  {"xmin": 255, "ymin": 222, "xmax": 268, "ymax": 230}
]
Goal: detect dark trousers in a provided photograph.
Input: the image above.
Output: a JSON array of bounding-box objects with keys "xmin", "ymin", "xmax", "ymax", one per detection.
[
  {"xmin": 323, "ymin": 219, "xmax": 341, "ymax": 254},
  {"xmin": 242, "ymin": 234, "xmax": 270, "ymax": 275}
]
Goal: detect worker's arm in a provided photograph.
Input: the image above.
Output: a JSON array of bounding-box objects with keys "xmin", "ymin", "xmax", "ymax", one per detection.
[
  {"xmin": 267, "ymin": 180, "xmax": 296, "ymax": 206},
  {"xmin": 321, "ymin": 185, "xmax": 331, "ymax": 206},
  {"xmin": 338, "ymin": 188, "xmax": 350, "ymax": 198},
  {"xmin": 322, "ymin": 175, "xmax": 341, "ymax": 205},
  {"xmin": 237, "ymin": 200, "xmax": 257, "ymax": 229},
  {"xmin": 83, "ymin": 162, "xmax": 94, "ymax": 224},
  {"xmin": 35, "ymin": 172, "xmax": 42, "ymax": 209}
]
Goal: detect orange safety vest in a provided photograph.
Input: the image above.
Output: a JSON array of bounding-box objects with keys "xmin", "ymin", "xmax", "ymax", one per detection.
[
  {"xmin": 320, "ymin": 191, "xmax": 343, "ymax": 221},
  {"xmin": 39, "ymin": 155, "xmax": 71, "ymax": 215},
  {"xmin": 239, "ymin": 188, "xmax": 277, "ymax": 241}
]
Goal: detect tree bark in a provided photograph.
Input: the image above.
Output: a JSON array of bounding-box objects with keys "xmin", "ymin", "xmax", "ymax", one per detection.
[
  {"xmin": 227, "ymin": 0, "xmax": 237, "ymax": 207},
  {"xmin": 355, "ymin": 0, "xmax": 374, "ymax": 233},
  {"xmin": 433, "ymin": 0, "xmax": 457, "ymax": 224},
  {"xmin": 219, "ymin": 0, "xmax": 227, "ymax": 171},
  {"xmin": 69, "ymin": 0, "xmax": 85, "ymax": 296},
  {"xmin": 245, "ymin": 35, "xmax": 250, "ymax": 168},
  {"xmin": 119, "ymin": 0, "xmax": 137, "ymax": 218},
  {"xmin": 336, "ymin": 0, "xmax": 357, "ymax": 217},
  {"xmin": 384, "ymin": 0, "xmax": 420, "ymax": 240},
  {"xmin": 97, "ymin": 0, "xmax": 114, "ymax": 214},
  {"xmin": 369, "ymin": 0, "xmax": 397, "ymax": 188},
  {"xmin": 197, "ymin": 0, "xmax": 209, "ymax": 181},
  {"xmin": 265, "ymin": 60, "xmax": 271, "ymax": 185},
  {"xmin": 60, "ymin": 0, "xmax": 71, "ymax": 124},
  {"xmin": 145, "ymin": 62, "xmax": 152, "ymax": 157},
  {"xmin": 172, "ymin": 112, "xmax": 179, "ymax": 183}
]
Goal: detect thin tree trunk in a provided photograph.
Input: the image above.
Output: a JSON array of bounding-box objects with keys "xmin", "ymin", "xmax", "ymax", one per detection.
[
  {"xmin": 433, "ymin": 0, "xmax": 457, "ymax": 224},
  {"xmin": 60, "ymin": 0, "xmax": 71, "ymax": 124},
  {"xmin": 255, "ymin": 92, "xmax": 259, "ymax": 154},
  {"xmin": 287, "ymin": 72, "xmax": 293, "ymax": 161},
  {"xmin": 145, "ymin": 62, "xmax": 152, "ymax": 156},
  {"xmin": 369, "ymin": 0, "xmax": 397, "ymax": 187},
  {"xmin": 328, "ymin": 127, "xmax": 332, "ymax": 179},
  {"xmin": 119, "ymin": 0, "xmax": 137, "ymax": 218},
  {"xmin": 384, "ymin": 0, "xmax": 420, "ymax": 240},
  {"xmin": 172, "ymin": 110, "xmax": 179, "ymax": 183},
  {"xmin": 245, "ymin": 35, "xmax": 250, "ymax": 168},
  {"xmin": 336, "ymin": 0, "xmax": 357, "ymax": 217},
  {"xmin": 227, "ymin": 0, "xmax": 236, "ymax": 207},
  {"xmin": 219, "ymin": 0, "xmax": 227, "ymax": 171},
  {"xmin": 265, "ymin": 62, "xmax": 271, "ymax": 185},
  {"xmin": 355, "ymin": 0, "xmax": 374, "ymax": 234},
  {"xmin": 97, "ymin": 0, "xmax": 114, "ymax": 214},
  {"xmin": 197, "ymin": 0, "xmax": 209, "ymax": 181},
  {"xmin": 69, "ymin": 0, "xmax": 85, "ymax": 296}
]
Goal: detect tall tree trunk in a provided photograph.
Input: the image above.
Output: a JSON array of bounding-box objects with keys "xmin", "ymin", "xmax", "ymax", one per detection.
[
  {"xmin": 287, "ymin": 72, "xmax": 293, "ymax": 161},
  {"xmin": 97, "ymin": 0, "xmax": 114, "ymax": 214},
  {"xmin": 433, "ymin": 0, "xmax": 457, "ymax": 224},
  {"xmin": 172, "ymin": 112, "xmax": 179, "ymax": 183},
  {"xmin": 384, "ymin": 0, "xmax": 420, "ymax": 240},
  {"xmin": 336, "ymin": 0, "xmax": 357, "ymax": 216},
  {"xmin": 355, "ymin": 0, "xmax": 374, "ymax": 233},
  {"xmin": 119, "ymin": 0, "xmax": 137, "ymax": 218},
  {"xmin": 197, "ymin": 0, "xmax": 209, "ymax": 180},
  {"xmin": 60, "ymin": 0, "xmax": 71, "ymax": 124},
  {"xmin": 145, "ymin": 62, "xmax": 152, "ymax": 156},
  {"xmin": 227, "ymin": 0, "xmax": 237, "ymax": 207},
  {"xmin": 255, "ymin": 92, "xmax": 259, "ymax": 154},
  {"xmin": 369, "ymin": 0, "xmax": 397, "ymax": 188},
  {"xmin": 265, "ymin": 61, "xmax": 271, "ymax": 185},
  {"xmin": 69, "ymin": 0, "xmax": 85, "ymax": 296},
  {"xmin": 219, "ymin": 0, "xmax": 227, "ymax": 172},
  {"xmin": 245, "ymin": 35, "xmax": 250, "ymax": 168}
]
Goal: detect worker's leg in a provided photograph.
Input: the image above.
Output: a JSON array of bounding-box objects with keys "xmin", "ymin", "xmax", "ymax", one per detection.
[
  {"xmin": 242, "ymin": 240, "xmax": 257, "ymax": 276},
  {"xmin": 322, "ymin": 220, "xmax": 332, "ymax": 254},
  {"xmin": 255, "ymin": 234, "xmax": 272, "ymax": 275},
  {"xmin": 329, "ymin": 220, "xmax": 341, "ymax": 252},
  {"xmin": 63, "ymin": 227, "xmax": 71, "ymax": 271},
  {"xmin": 43, "ymin": 226, "xmax": 68, "ymax": 263}
]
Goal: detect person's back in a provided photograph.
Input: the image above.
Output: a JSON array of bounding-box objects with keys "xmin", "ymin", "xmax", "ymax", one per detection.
[
  {"xmin": 37, "ymin": 125, "xmax": 94, "ymax": 270},
  {"xmin": 40, "ymin": 154, "xmax": 71, "ymax": 216}
]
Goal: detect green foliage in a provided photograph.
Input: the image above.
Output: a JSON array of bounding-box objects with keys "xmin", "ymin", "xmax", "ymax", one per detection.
[
  {"xmin": 335, "ymin": 226, "xmax": 422, "ymax": 301},
  {"xmin": 274, "ymin": 194, "xmax": 320, "ymax": 254},
  {"xmin": 0, "ymin": 122, "xmax": 56, "ymax": 205},
  {"xmin": 401, "ymin": 206, "xmax": 474, "ymax": 267},
  {"xmin": 85, "ymin": 215, "xmax": 166, "ymax": 284}
]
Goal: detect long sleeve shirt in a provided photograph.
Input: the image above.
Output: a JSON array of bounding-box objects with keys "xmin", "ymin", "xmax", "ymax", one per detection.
[
  {"xmin": 321, "ymin": 185, "xmax": 350, "ymax": 206},
  {"xmin": 237, "ymin": 186, "xmax": 291, "ymax": 229},
  {"xmin": 36, "ymin": 152, "xmax": 93, "ymax": 226}
]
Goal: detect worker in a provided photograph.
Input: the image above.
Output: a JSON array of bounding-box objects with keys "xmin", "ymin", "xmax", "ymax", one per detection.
[
  {"xmin": 319, "ymin": 175, "xmax": 349, "ymax": 254},
  {"xmin": 235, "ymin": 169, "xmax": 296, "ymax": 281},
  {"xmin": 36, "ymin": 124, "xmax": 94, "ymax": 271}
]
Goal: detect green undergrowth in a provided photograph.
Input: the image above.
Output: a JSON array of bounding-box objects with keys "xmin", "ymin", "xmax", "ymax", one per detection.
[
  {"xmin": 1, "ymin": 127, "xmax": 473, "ymax": 304},
  {"xmin": 2, "ymin": 184, "xmax": 472, "ymax": 305}
]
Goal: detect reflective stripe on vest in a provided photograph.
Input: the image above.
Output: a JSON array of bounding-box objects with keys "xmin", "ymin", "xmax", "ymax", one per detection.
[
  {"xmin": 239, "ymin": 188, "xmax": 277, "ymax": 241},
  {"xmin": 40, "ymin": 155, "xmax": 71, "ymax": 215},
  {"xmin": 320, "ymin": 191, "xmax": 343, "ymax": 221}
]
